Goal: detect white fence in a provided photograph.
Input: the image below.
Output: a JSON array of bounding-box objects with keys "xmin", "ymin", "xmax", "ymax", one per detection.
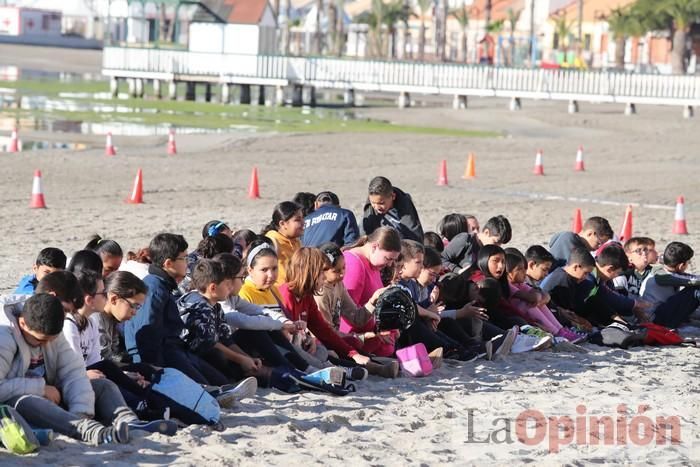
[{"xmin": 102, "ymin": 47, "xmax": 700, "ymax": 106}]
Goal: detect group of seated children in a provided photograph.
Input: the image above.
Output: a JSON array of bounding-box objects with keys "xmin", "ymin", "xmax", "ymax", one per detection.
[{"xmin": 1, "ymin": 175, "xmax": 698, "ymax": 449}]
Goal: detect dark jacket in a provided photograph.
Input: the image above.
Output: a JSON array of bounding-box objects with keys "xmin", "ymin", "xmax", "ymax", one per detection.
[
  {"xmin": 302, "ymin": 204, "xmax": 360, "ymax": 247},
  {"xmin": 441, "ymin": 232, "xmax": 480, "ymax": 273},
  {"xmin": 178, "ymin": 291, "xmax": 234, "ymax": 355},
  {"xmin": 124, "ymin": 265, "xmax": 184, "ymax": 365},
  {"xmin": 548, "ymin": 231, "xmax": 590, "ymax": 268},
  {"xmin": 362, "ymin": 187, "xmax": 423, "ymax": 242}
]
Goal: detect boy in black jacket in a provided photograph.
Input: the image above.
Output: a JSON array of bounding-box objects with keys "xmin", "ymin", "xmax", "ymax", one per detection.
[{"xmin": 362, "ymin": 176, "xmax": 423, "ymax": 243}]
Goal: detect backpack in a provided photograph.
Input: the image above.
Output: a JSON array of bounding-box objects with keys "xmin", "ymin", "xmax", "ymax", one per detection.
[
  {"xmin": 638, "ymin": 323, "xmax": 684, "ymax": 346},
  {"xmin": 149, "ymin": 368, "xmax": 221, "ymax": 426},
  {"xmin": 0, "ymin": 405, "xmax": 39, "ymax": 455}
]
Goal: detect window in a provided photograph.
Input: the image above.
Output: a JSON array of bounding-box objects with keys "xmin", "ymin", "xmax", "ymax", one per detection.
[{"xmin": 42, "ymin": 15, "xmax": 49, "ymax": 31}]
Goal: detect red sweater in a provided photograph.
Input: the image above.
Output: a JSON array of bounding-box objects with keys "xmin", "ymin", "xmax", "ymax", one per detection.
[{"xmin": 277, "ymin": 284, "xmax": 358, "ymax": 358}]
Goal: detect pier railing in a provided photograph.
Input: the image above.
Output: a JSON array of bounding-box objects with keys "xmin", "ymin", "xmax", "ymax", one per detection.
[{"xmin": 103, "ymin": 46, "xmax": 700, "ymax": 107}]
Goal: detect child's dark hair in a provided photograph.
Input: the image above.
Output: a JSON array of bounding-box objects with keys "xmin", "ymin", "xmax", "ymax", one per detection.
[
  {"xmin": 319, "ymin": 242, "xmax": 343, "ymax": 268},
  {"xmin": 262, "ymin": 201, "xmax": 302, "ymax": 235},
  {"xmin": 623, "ymin": 237, "xmax": 648, "ymax": 252},
  {"xmin": 246, "ymin": 238, "xmax": 278, "ymax": 268},
  {"xmin": 86, "ymin": 235, "xmax": 123, "ymax": 258},
  {"xmin": 505, "ymin": 252, "xmax": 526, "ymax": 273},
  {"xmin": 582, "ymin": 217, "xmax": 613, "ymax": 239},
  {"xmin": 368, "ymin": 176, "xmax": 393, "ymax": 196},
  {"xmin": 567, "ymin": 247, "xmax": 596, "ymax": 268},
  {"xmin": 423, "ymin": 231, "xmax": 444, "ymax": 252},
  {"xmin": 72, "ymin": 270, "xmax": 101, "ymax": 332},
  {"xmin": 476, "ymin": 277, "xmax": 503, "ymax": 309},
  {"xmin": 423, "ymin": 247, "xmax": 442, "ymax": 268},
  {"xmin": 35, "ymin": 270, "xmax": 85, "ymax": 310},
  {"xmin": 437, "ymin": 272, "xmax": 472, "ymax": 308},
  {"xmin": 196, "ymin": 234, "xmax": 234, "ymax": 259},
  {"xmin": 596, "ymin": 244, "xmax": 629, "ymax": 270},
  {"xmin": 232, "ymin": 229, "xmax": 256, "ymax": 248},
  {"xmin": 663, "ymin": 242, "xmax": 694, "ymax": 267},
  {"xmin": 637, "ymin": 237, "xmax": 656, "ymax": 248},
  {"xmin": 202, "ymin": 220, "xmax": 230, "ymax": 239},
  {"xmin": 401, "ymin": 239, "xmax": 425, "ymax": 260},
  {"xmin": 149, "ymin": 233, "xmax": 188, "ymax": 268},
  {"xmin": 477, "ymin": 244, "xmax": 509, "ymax": 297},
  {"xmin": 504, "ymin": 247, "xmax": 526, "ymax": 262},
  {"xmin": 344, "ymin": 226, "xmax": 402, "ymax": 253},
  {"xmin": 104, "ymin": 271, "xmax": 147, "ymax": 298},
  {"xmin": 35, "ymin": 247, "xmax": 66, "ymax": 269},
  {"xmin": 315, "ymin": 191, "xmax": 340, "ymax": 207},
  {"xmin": 212, "ymin": 253, "xmax": 243, "ymax": 278},
  {"xmin": 482, "ymin": 215, "xmax": 512, "ymax": 244},
  {"xmin": 68, "ymin": 250, "xmax": 103, "ymax": 277},
  {"xmin": 192, "ymin": 259, "xmax": 228, "ymax": 292},
  {"xmin": 21, "ymin": 293, "xmax": 65, "ymax": 336},
  {"xmin": 525, "ymin": 245, "xmax": 554, "ymax": 265},
  {"xmin": 437, "ymin": 213, "xmax": 468, "ymax": 241},
  {"xmin": 127, "ymin": 248, "xmax": 151, "ymax": 264},
  {"xmin": 292, "ymin": 192, "xmax": 317, "ymax": 217}
]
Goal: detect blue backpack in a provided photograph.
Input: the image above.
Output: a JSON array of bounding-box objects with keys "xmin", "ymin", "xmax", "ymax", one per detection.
[{"xmin": 150, "ymin": 368, "xmax": 221, "ymax": 426}]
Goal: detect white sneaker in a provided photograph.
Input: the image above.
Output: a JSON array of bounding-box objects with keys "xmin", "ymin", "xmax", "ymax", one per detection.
[
  {"xmin": 216, "ymin": 377, "xmax": 257, "ymax": 409},
  {"xmin": 511, "ymin": 334, "xmax": 553, "ymax": 354}
]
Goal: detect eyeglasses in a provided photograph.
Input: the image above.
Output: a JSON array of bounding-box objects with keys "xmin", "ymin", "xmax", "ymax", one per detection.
[
  {"xmin": 174, "ymin": 256, "xmax": 188, "ymax": 262},
  {"xmin": 116, "ymin": 295, "xmax": 142, "ymax": 312},
  {"xmin": 631, "ymin": 248, "xmax": 650, "ymax": 255}
]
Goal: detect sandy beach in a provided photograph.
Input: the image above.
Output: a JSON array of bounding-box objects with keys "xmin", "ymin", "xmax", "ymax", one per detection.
[{"xmin": 0, "ymin": 90, "xmax": 699, "ymax": 464}]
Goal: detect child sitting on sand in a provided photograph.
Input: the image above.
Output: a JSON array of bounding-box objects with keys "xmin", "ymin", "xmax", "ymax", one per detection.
[
  {"xmin": 15, "ymin": 247, "xmax": 66, "ymax": 295},
  {"xmin": 442, "ymin": 215, "xmax": 512, "ymax": 274},
  {"xmin": 302, "ymin": 191, "xmax": 360, "ymax": 248},
  {"xmin": 85, "ymin": 235, "xmax": 124, "ymax": 278},
  {"xmin": 361, "ymin": 176, "xmax": 424, "ymax": 242},
  {"xmin": 524, "ymin": 245, "xmax": 555, "ymax": 289},
  {"xmin": 548, "ymin": 216, "xmax": 612, "ymax": 268},
  {"xmin": 263, "ymin": 201, "xmax": 304, "ymax": 285},
  {"xmin": 639, "ymin": 241, "xmax": 700, "ymax": 328}
]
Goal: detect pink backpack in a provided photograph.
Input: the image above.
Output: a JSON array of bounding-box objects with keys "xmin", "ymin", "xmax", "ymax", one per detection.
[{"xmin": 396, "ymin": 343, "xmax": 433, "ymax": 377}]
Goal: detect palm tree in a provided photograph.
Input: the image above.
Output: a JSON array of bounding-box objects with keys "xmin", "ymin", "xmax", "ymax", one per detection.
[
  {"xmin": 450, "ymin": 5, "xmax": 469, "ymax": 63},
  {"xmin": 415, "ymin": 0, "xmax": 432, "ymax": 61},
  {"xmin": 607, "ymin": 7, "xmax": 642, "ymax": 70},
  {"xmin": 336, "ymin": 0, "xmax": 346, "ymax": 56},
  {"xmin": 660, "ymin": 0, "xmax": 700, "ymax": 73},
  {"xmin": 551, "ymin": 11, "xmax": 574, "ymax": 53},
  {"xmin": 506, "ymin": 8, "xmax": 522, "ymax": 66},
  {"xmin": 485, "ymin": 0, "xmax": 492, "ymax": 30},
  {"xmin": 328, "ymin": 0, "xmax": 338, "ymax": 55},
  {"xmin": 314, "ymin": 0, "xmax": 324, "ymax": 54}
]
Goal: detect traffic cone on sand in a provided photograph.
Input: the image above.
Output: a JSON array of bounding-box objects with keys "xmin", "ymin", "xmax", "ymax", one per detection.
[
  {"xmin": 248, "ymin": 167, "xmax": 260, "ymax": 199},
  {"xmin": 437, "ymin": 160, "xmax": 448, "ymax": 186},
  {"xmin": 572, "ymin": 208, "xmax": 583, "ymax": 233},
  {"xmin": 533, "ymin": 149, "xmax": 544, "ymax": 175},
  {"xmin": 575, "ymin": 145, "xmax": 585, "ymax": 171},
  {"xmin": 126, "ymin": 169, "xmax": 143, "ymax": 204},
  {"xmin": 462, "ymin": 153, "xmax": 476, "ymax": 179},
  {"xmin": 673, "ymin": 196, "xmax": 689, "ymax": 235},
  {"xmin": 167, "ymin": 129, "xmax": 177, "ymax": 155},
  {"xmin": 8, "ymin": 127, "xmax": 20, "ymax": 153},
  {"xmin": 619, "ymin": 205, "xmax": 633, "ymax": 242},
  {"xmin": 105, "ymin": 132, "xmax": 116, "ymax": 156},
  {"xmin": 30, "ymin": 170, "xmax": 46, "ymax": 209}
]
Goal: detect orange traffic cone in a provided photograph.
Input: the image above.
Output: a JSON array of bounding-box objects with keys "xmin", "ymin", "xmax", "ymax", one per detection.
[
  {"xmin": 533, "ymin": 149, "xmax": 544, "ymax": 175},
  {"xmin": 126, "ymin": 169, "xmax": 143, "ymax": 204},
  {"xmin": 105, "ymin": 132, "xmax": 116, "ymax": 156},
  {"xmin": 462, "ymin": 153, "xmax": 476, "ymax": 179},
  {"xmin": 673, "ymin": 195, "xmax": 689, "ymax": 234},
  {"xmin": 437, "ymin": 159, "xmax": 448, "ymax": 186},
  {"xmin": 575, "ymin": 145, "xmax": 585, "ymax": 171},
  {"xmin": 572, "ymin": 208, "xmax": 583, "ymax": 233},
  {"xmin": 30, "ymin": 170, "xmax": 46, "ymax": 209},
  {"xmin": 167, "ymin": 129, "xmax": 177, "ymax": 155},
  {"xmin": 248, "ymin": 167, "xmax": 260, "ymax": 199},
  {"xmin": 619, "ymin": 205, "xmax": 633, "ymax": 242},
  {"xmin": 8, "ymin": 127, "xmax": 20, "ymax": 153}
]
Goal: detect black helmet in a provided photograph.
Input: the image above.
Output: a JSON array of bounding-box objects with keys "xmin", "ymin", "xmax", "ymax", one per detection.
[{"xmin": 374, "ymin": 285, "xmax": 417, "ymax": 331}]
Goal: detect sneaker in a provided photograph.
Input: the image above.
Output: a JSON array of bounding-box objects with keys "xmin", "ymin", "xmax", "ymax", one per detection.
[
  {"xmin": 511, "ymin": 333, "xmax": 553, "ymax": 354},
  {"xmin": 428, "ymin": 347, "xmax": 443, "ymax": 369},
  {"xmin": 216, "ymin": 376, "xmax": 258, "ymax": 409},
  {"xmin": 302, "ymin": 367, "xmax": 346, "ymax": 387},
  {"xmin": 489, "ymin": 326, "xmax": 518, "ymax": 360},
  {"xmin": 365, "ymin": 360, "xmax": 400, "ymax": 378},
  {"xmin": 77, "ymin": 418, "xmax": 129, "ymax": 445},
  {"xmin": 521, "ymin": 325, "xmax": 552, "ymax": 339},
  {"xmin": 552, "ymin": 336, "xmax": 589, "ymax": 353},
  {"xmin": 128, "ymin": 419, "xmax": 178, "ymax": 436},
  {"xmin": 346, "ymin": 366, "xmax": 368, "ymax": 381},
  {"xmin": 556, "ymin": 327, "xmax": 588, "ymax": 344}
]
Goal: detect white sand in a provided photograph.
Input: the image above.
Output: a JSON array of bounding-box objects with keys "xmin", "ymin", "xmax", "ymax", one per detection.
[{"xmin": 1, "ymin": 99, "xmax": 699, "ymax": 464}]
